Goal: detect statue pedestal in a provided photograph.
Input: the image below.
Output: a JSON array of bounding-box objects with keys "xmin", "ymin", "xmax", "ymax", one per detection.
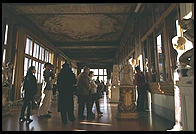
[
  {"xmin": 176, "ymin": 76, "xmax": 194, "ymax": 131},
  {"xmin": 2, "ymin": 87, "xmax": 11, "ymax": 116},
  {"xmin": 110, "ymin": 85, "xmax": 119, "ymax": 103},
  {"xmin": 116, "ymin": 85, "xmax": 139, "ymax": 119},
  {"xmin": 2, "ymin": 87, "xmax": 10, "ymax": 107}
]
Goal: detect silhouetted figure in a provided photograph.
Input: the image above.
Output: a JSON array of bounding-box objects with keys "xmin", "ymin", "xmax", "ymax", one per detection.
[
  {"xmin": 89, "ymin": 71, "xmax": 103, "ymax": 116},
  {"xmin": 100, "ymin": 81, "xmax": 105, "ymax": 95},
  {"xmin": 19, "ymin": 66, "xmax": 38, "ymax": 124},
  {"xmin": 95, "ymin": 77, "xmax": 103, "ymax": 99},
  {"xmin": 38, "ymin": 63, "xmax": 54, "ymax": 118},
  {"xmin": 77, "ymin": 66, "xmax": 93, "ymax": 120},
  {"xmin": 57, "ymin": 63, "xmax": 77, "ymax": 124},
  {"xmin": 134, "ymin": 66, "xmax": 146, "ymax": 112},
  {"xmin": 96, "ymin": 77, "xmax": 100, "ymax": 84}
]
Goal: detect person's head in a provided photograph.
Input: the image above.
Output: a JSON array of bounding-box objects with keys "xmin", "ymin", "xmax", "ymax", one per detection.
[
  {"xmin": 89, "ymin": 71, "xmax": 94, "ymax": 77},
  {"xmin": 27, "ymin": 66, "xmax": 36, "ymax": 74},
  {"xmin": 44, "ymin": 62, "xmax": 51, "ymax": 69},
  {"xmin": 135, "ymin": 66, "xmax": 140, "ymax": 72},
  {"xmin": 96, "ymin": 77, "xmax": 99, "ymax": 80},
  {"xmin": 62, "ymin": 63, "xmax": 70, "ymax": 69},
  {"xmin": 83, "ymin": 66, "xmax": 90, "ymax": 74},
  {"xmin": 50, "ymin": 64, "xmax": 54, "ymax": 69}
]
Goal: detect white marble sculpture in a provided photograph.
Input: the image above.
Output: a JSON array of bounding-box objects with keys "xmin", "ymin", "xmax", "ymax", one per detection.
[{"xmin": 120, "ymin": 64, "xmax": 132, "ymax": 85}]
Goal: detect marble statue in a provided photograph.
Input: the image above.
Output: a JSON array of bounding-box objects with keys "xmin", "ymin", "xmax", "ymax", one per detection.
[
  {"xmin": 120, "ymin": 65, "xmax": 131, "ymax": 85},
  {"xmin": 2, "ymin": 62, "xmax": 13, "ymax": 87},
  {"xmin": 2, "ymin": 62, "xmax": 13, "ymax": 107},
  {"xmin": 112, "ymin": 65, "xmax": 119, "ymax": 86}
]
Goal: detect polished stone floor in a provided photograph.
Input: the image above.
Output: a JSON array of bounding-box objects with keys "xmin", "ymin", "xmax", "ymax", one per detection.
[{"xmin": 2, "ymin": 93, "xmax": 175, "ymax": 131}]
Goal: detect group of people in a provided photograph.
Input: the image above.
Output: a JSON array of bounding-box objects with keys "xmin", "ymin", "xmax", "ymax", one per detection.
[
  {"xmin": 19, "ymin": 63, "xmax": 103, "ymax": 125},
  {"xmin": 19, "ymin": 61, "xmax": 148, "ymax": 124},
  {"xmin": 77, "ymin": 67, "xmax": 103, "ymax": 121},
  {"xmin": 95, "ymin": 77, "xmax": 108, "ymax": 97},
  {"xmin": 19, "ymin": 63, "xmax": 55, "ymax": 123}
]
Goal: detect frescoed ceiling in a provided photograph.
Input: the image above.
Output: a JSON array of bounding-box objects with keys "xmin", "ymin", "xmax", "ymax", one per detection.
[{"xmin": 4, "ymin": 3, "xmax": 138, "ymax": 68}]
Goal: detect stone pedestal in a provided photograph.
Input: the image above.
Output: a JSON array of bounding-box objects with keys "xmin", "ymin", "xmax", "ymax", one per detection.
[
  {"xmin": 110, "ymin": 65, "xmax": 120, "ymax": 103},
  {"xmin": 116, "ymin": 85, "xmax": 138, "ymax": 119},
  {"xmin": 176, "ymin": 76, "xmax": 194, "ymax": 131},
  {"xmin": 110, "ymin": 86, "xmax": 119, "ymax": 103},
  {"xmin": 116, "ymin": 65, "xmax": 138, "ymax": 119},
  {"xmin": 2, "ymin": 87, "xmax": 10, "ymax": 107},
  {"xmin": 2, "ymin": 87, "xmax": 11, "ymax": 116}
]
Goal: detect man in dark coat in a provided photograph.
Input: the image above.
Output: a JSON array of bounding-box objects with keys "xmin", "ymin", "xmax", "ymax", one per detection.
[{"xmin": 57, "ymin": 63, "xmax": 77, "ymax": 124}]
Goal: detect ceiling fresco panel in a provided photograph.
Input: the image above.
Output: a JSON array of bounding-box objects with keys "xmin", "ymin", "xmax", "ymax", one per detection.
[
  {"xmin": 8, "ymin": 4, "xmax": 132, "ymax": 14},
  {"xmin": 27, "ymin": 15, "xmax": 128, "ymax": 42}
]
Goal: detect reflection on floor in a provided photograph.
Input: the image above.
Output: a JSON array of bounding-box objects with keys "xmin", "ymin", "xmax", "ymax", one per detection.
[{"xmin": 2, "ymin": 93, "xmax": 175, "ymax": 131}]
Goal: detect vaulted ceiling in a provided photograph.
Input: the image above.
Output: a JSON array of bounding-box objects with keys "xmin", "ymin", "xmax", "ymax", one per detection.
[{"xmin": 4, "ymin": 3, "xmax": 138, "ymax": 68}]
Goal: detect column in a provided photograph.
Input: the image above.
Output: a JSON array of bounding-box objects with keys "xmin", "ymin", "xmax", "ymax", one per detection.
[{"xmin": 176, "ymin": 76, "xmax": 194, "ymax": 131}]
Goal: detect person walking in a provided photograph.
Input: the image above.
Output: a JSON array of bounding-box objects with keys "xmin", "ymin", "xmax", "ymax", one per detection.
[
  {"xmin": 134, "ymin": 66, "xmax": 147, "ymax": 113},
  {"xmin": 77, "ymin": 66, "xmax": 94, "ymax": 120},
  {"xmin": 57, "ymin": 63, "xmax": 77, "ymax": 124},
  {"xmin": 95, "ymin": 77, "xmax": 103, "ymax": 99},
  {"xmin": 89, "ymin": 71, "xmax": 103, "ymax": 116},
  {"xmin": 19, "ymin": 66, "xmax": 38, "ymax": 124},
  {"xmin": 38, "ymin": 63, "xmax": 54, "ymax": 118}
]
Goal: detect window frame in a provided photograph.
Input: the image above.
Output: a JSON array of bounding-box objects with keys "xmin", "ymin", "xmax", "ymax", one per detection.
[
  {"xmin": 24, "ymin": 35, "xmax": 53, "ymax": 83},
  {"xmin": 2, "ymin": 24, "xmax": 9, "ymax": 64}
]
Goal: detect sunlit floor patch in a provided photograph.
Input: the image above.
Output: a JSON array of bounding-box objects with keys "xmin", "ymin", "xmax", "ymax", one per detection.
[
  {"xmin": 80, "ymin": 121, "xmax": 112, "ymax": 126},
  {"xmin": 73, "ymin": 128, "xmax": 87, "ymax": 131}
]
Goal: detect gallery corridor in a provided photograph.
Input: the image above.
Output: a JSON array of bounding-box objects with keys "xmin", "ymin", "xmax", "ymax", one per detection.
[
  {"xmin": 2, "ymin": 3, "xmax": 194, "ymax": 131},
  {"xmin": 2, "ymin": 93, "xmax": 174, "ymax": 131}
]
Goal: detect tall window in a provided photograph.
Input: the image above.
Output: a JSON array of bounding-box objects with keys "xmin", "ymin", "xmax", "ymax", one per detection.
[
  {"xmin": 4, "ymin": 24, "xmax": 9, "ymax": 45},
  {"xmin": 156, "ymin": 34, "xmax": 166, "ymax": 82},
  {"xmin": 2, "ymin": 24, "xmax": 9, "ymax": 64},
  {"xmin": 24, "ymin": 36, "xmax": 53, "ymax": 83},
  {"xmin": 45, "ymin": 50, "xmax": 49, "ymax": 62},
  {"xmin": 25, "ymin": 38, "xmax": 33, "ymax": 56},
  {"xmin": 33, "ymin": 42, "xmax": 39, "ymax": 59},
  {"xmin": 24, "ymin": 57, "xmax": 32, "ymax": 77},
  {"xmin": 149, "ymin": 34, "xmax": 156, "ymax": 82},
  {"xmin": 2, "ymin": 49, "xmax": 6, "ymax": 64},
  {"xmin": 49, "ymin": 52, "xmax": 52, "ymax": 63},
  {"xmin": 81, "ymin": 68, "xmax": 107, "ymax": 83}
]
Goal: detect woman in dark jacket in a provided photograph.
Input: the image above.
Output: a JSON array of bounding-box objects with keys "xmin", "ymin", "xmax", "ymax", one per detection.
[
  {"xmin": 57, "ymin": 63, "xmax": 77, "ymax": 124},
  {"xmin": 19, "ymin": 66, "xmax": 38, "ymax": 123}
]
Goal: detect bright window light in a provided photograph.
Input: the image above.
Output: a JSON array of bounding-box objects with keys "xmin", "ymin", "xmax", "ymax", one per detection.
[
  {"xmin": 183, "ymin": 11, "xmax": 192, "ymax": 19},
  {"xmin": 80, "ymin": 121, "xmax": 112, "ymax": 126},
  {"xmin": 4, "ymin": 25, "xmax": 8, "ymax": 45}
]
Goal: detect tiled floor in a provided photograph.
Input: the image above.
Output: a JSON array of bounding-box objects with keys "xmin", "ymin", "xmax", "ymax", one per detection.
[{"xmin": 2, "ymin": 93, "xmax": 175, "ymax": 131}]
